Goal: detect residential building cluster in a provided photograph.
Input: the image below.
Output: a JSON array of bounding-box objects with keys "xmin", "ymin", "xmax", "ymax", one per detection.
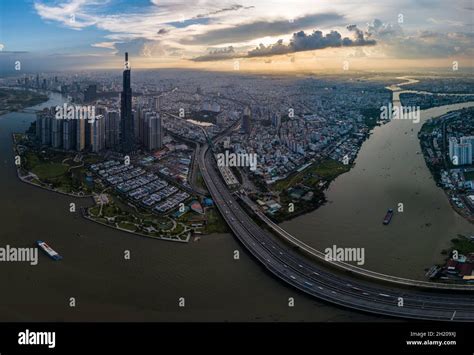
[
  {"xmin": 90, "ymin": 160, "xmax": 190, "ymax": 214},
  {"xmin": 449, "ymin": 136, "xmax": 474, "ymax": 166}
]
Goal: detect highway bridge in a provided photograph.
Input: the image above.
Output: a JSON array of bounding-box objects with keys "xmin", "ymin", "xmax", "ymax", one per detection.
[{"xmin": 198, "ymin": 143, "xmax": 474, "ymax": 321}]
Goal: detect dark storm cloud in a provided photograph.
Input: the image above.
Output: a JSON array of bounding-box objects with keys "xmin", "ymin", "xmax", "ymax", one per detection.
[
  {"xmin": 182, "ymin": 12, "xmax": 345, "ymax": 45},
  {"xmin": 346, "ymin": 24, "xmax": 375, "ymax": 44},
  {"xmin": 157, "ymin": 28, "xmax": 169, "ymax": 35},
  {"xmin": 191, "ymin": 46, "xmax": 238, "ymax": 61},
  {"xmin": 247, "ymin": 25, "xmax": 376, "ymax": 57}
]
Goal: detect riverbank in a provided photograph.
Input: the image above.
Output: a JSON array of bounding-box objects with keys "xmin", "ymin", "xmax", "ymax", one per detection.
[
  {"xmin": 12, "ymin": 133, "xmax": 94, "ymax": 198},
  {"xmin": 279, "ymin": 80, "xmax": 474, "ymax": 281},
  {"xmin": 418, "ymin": 107, "xmax": 474, "ymax": 225},
  {"xmin": 81, "ymin": 207, "xmax": 190, "ymax": 243},
  {"xmin": 0, "ymin": 88, "xmax": 48, "ymax": 115},
  {"xmin": 0, "ymin": 89, "xmax": 376, "ymax": 322}
]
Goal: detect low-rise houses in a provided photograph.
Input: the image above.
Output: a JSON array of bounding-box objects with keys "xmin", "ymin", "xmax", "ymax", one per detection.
[{"xmin": 90, "ymin": 160, "xmax": 190, "ymax": 214}]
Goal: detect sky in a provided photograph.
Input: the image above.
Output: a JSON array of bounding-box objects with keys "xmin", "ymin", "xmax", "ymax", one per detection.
[{"xmin": 0, "ymin": 0, "xmax": 473, "ymax": 73}]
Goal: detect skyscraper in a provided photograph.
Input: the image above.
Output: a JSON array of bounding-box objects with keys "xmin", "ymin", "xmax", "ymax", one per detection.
[
  {"xmin": 457, "ymin": 143, "xmax": 473, "ymax": 165},
  {"xmin": 154, "ymin": 96, "xmax": 162, "ymax": 112},
  {"xmin": 76, "ymin": 119, "xmax": 85, "ymax": 151},
  {"xmin": 449, "ymin": 137, "xmax": 457, "ymax": 159},
  {"xmin": 51, "ymin": 117, "xmax": 63, "ymax": 148},
  {"xmin": 120, "ymin": 52, "xmax": 134, "ymax": 153},
  {"xmin": 91, "ymin": 115, "xmax": 105, "ymax": 153},
  {"xmin": 242, "ymin": 106, "xmax": 252, "ymax": 134},
  {"xmin": 62, "ymin": 120, "xmax": 76, "ymax": 151},
  {"xmin": 460, "ymin": 136, "xmax": 474, "ymax": 158},
  {"xmin": 41, "ymin": 115, "xmax": 52, "ymax": 146},
  {"xmin": 105, "ymin": 110, "xmax": 120, "ymax": 149},
  {"xmin": 145, "ymin": 114, "xmax": 162, "ymax": 151},
  {"xmin": 450, "ymin": 137, "xmax": 473, "ymax": 165}
]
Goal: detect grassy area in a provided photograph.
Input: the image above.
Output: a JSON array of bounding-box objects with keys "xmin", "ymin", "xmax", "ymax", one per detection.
[
  {"xmin": 205, "ymin": 208, "xmax": 229, "ymax": 234},
  {"xmin": 313, "ymin": 159, "xmax": 351, "ymax": 180},
  {"xmin": 21, "ymin": 149, "xmax": 92, "ymax": 193},
  {"xmin": 32, "ymin": 161, "xmax": 68, "ymax": 180},
  {"xmin": 89, "ymin": 206, "xmax": 100, "ymax": 217},
  {"xmin": 90, "ymin": 201, "xmax": 177, "ymax": 236},
  {"xmin": 196, "ymin": 171, "xmax": 207, "ymax": 191},
  {"xmin": 420, "ymin": 121, "xmax": 438, "ymax": 134},
  {"xmin": 360, "ymin": 107, "xmax": 383, "ymax": 129},
  {"xmin": 464, "ymin": 171, "xmax": 474, "ymax": 181},
  {"xmin": 451, "ymin": 235, "xmax": 474, "ymax": 255},
  {"xmin": 102, "ymin": 204, "xmax": 121, "ymax": 218},
  {"xmin": 24, "ymin": 151, "xmax": 68, "ymax": 180},
  {"xmin": 0, "ymin": 89, "xmax": 48, "ymax": 113},
  {"xmin": 118, "ymin": 221, "xmax": 137, "ymax": 232}
]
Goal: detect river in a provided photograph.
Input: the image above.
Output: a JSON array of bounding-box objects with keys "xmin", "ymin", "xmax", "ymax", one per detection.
[
  {"xmin": 2, "ymin": 84, "xmax": 471, "ymax": 321},
  {"xmin": 282, "ymin": 89, "xmax": 474, "ymax": 280},
  {"xmin": 0, "ymin": 92, "xmax": 376, "ymax": 321}
]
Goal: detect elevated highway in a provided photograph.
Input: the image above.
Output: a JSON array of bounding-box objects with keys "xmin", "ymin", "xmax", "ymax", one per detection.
[{"xmin": 198, "ymin": 143, "xmax": 474, "ymax": 321}]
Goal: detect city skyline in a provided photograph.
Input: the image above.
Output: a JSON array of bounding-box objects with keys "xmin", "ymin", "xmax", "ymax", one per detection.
[
  {"xmin": 0, "ymin": 0, "xmax": 473, "ymax": 73},
  {"xmin": 0, "ymin": 1, "xmax": 474, "ymax": 350}
]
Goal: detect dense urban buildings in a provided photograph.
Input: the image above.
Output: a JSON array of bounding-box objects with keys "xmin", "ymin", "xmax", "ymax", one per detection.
[
  {"xmin": 32, "ymin": 53, "xmax": 164, "ymax": 155},
  {"xmin": 1, "ymin": 1, "xmax": 474, "ymax": 351}
]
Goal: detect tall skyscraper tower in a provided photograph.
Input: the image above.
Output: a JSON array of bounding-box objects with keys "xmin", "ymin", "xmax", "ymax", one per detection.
[
  {"xmin": 242, "ymin": 106, "xmax": 252, "ymax": 134},
  {"xmin": 145, "ymin": 114, "xmax": 162, "ymax": 151},
  {"xmin": 51, "ymin": 117, "xmax": 63, "ymax": 148},
  {"xmin": 76, "ymin": 119, "xmax": 85, "ymax": 151},
  {"xmin": 121, "ymin": 52, "xmax": 134, "ymax": 153},
  {"xmin": 105, "ymin": 110, "xmax": 120, "ymax": 149}
]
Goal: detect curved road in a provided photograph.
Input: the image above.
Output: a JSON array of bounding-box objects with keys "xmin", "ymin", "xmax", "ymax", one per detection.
[{"xmin": 199, "ymin": 143, "xmax": 474, "ymax": 321}]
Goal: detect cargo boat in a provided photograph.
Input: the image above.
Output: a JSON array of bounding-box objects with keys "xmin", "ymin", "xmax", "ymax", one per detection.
[
  {"xmin": 383, "ymin": 209, "xmax": 394, "ymax": 225},
  {"xmin": 36, "ymin": 240, "xmax": 62, "ymax": 260}
]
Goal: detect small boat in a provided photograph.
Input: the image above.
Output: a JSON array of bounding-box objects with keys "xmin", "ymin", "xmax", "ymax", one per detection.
[
  {"xmin": 383, "ymin": 209, "xmax": 394, "ymax": 225},
  {"xmin": 36, "ymin": 240, "xmax": 62, "ymax": 260}
]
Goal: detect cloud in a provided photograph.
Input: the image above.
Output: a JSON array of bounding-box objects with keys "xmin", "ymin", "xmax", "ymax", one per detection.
[
  {"xmin": 346, "ymin": 24, "xmax": 376, "ymax": 45},
  {"xmin": 247, "ymin": 25, "xmax": 375, "ymax": 57},
  {"xmin": 195, "ymin": 5, "xmax": 254, "ymax": 18},
  {"xmin": 366, "ymin": 19, "xmax": 402, "ymax": 39},
  {"xmin": 30, "ymin": 1, "xmax": 474, "ymax": 68},
  {"xmin": 91, "ymin": 41, "xmax": 116, "ymax": 50},
  {"xmin": 366, "ymin": 19, "xmax": 473, "ymax": 59},
  {"xmin": 0, "ymin": 44, "xmax": 4, "ymax": 51},
  {"xmin": 114, "ymin": 38, "xmax": 166, "ymax": 58},
  {"xmin": 191, "ymin": 46, "xmax": 239, "ymax": 61},
  {"xmin": 427, "ymin": 18, "xmax": 464, "ymax": 26},
  {"xmin": 182, "ymin": 12, "xmax": 345, "ymax": 45},
  {"xmin": 34, "ymin": 0, "xmax": 103, "ymax": 30}
]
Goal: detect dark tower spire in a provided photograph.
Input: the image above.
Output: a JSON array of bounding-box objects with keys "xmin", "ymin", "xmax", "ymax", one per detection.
[{"xmin": 121, "ymin": 52, "xmax": 134, "ymax": 153}]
